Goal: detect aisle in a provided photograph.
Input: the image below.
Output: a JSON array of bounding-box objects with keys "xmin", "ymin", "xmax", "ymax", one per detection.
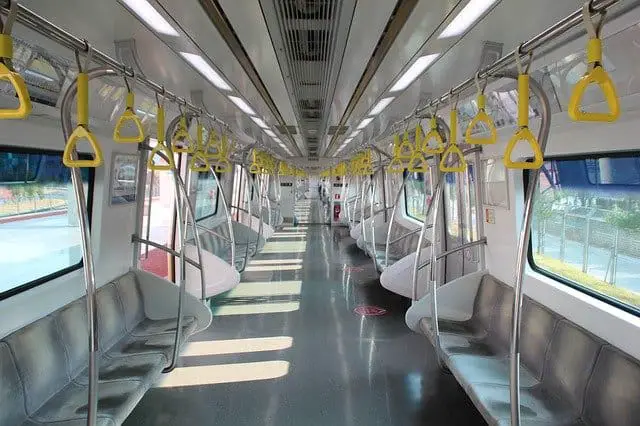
[{"xmin": 125, "ymin": 225, "xmax": 482, "ymax": 426}]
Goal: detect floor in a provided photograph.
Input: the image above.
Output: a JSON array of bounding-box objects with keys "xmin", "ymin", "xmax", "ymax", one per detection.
[{"xmin": 124, "ymin": 200, "xmax": 483, "ymax": 426}]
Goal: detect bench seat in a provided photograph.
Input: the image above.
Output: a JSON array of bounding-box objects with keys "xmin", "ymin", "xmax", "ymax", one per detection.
[
  {"xmin": 0, "ymin": 269, "xmax": 211, "ymax": 426},
  {"xmin": 409, "ymin": 273, "xmax": 640, "ymax": 426}
]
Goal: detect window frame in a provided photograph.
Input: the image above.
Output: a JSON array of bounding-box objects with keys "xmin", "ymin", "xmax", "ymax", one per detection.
[
  {"xmin": 525, "ymin": 151, "xmax": 640, "ymax": 317},
  {"xmin": 0, "ymin": 145, "xmax": 95, "ymax": 301},
  {"xmin": 194, "ymin": 170, "xmax": 220, "ymax": 222}
]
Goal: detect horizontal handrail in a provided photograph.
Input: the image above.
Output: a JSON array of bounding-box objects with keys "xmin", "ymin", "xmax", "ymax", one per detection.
[
  {"xmin": 195, "ymin": 224, "xmax": 232, "ymax": 243},
  {"xmin": 418, "ymin": 237, "xmax": 487, "ymax": 270},
  {"xmin": 388, "ymin": 225, "xmax": 431, "ymax": 245},
  {"xmin": 373, "ymin": 206, "xmax": 395, "ymax": 215},
  {"xmin": 132, "ymin": 235, "xmax": 200, "ymax": 269}
]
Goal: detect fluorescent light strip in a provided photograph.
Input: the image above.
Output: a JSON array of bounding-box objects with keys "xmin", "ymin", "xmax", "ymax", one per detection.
[
  {"xmin": 251, "ymin": 116, "xmax": 269, "ymax": 129},
  {"xmin": 264, "ymin": 129, "xmax": 277, "ymax": 138},
  {"xmin": 438, "ymin": 0, "xmax": 498, "ymax": 39},
  {"xmin": 121, "ymin": 0, "xmax": 179, "ymax": 36},
  {"xmin": 357, "ymin": 118, "xmax": 374, "ymax": 129},
  {"xmin": 349, "ymin": 130, "xmax": 361, "ymax": 138},
  {"xmin": 369, "ymin": 97, "xmax": 395, "ymax": 115},
  {"xmin": 180, "ymin": 52, "xmax": 232, "ymax": 91},
  {"xmin": 228, "ymin": 96, "xmax": 256, "ymax": 115},
  {"xmin": 390, "ymin": 54, "xmax": 440, "ymax": 92}
]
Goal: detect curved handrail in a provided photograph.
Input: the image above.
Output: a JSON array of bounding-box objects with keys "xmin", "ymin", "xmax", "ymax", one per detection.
[
  {"xmin": 384, "ymin": 175, "xmax": 408, "ymax": 267},
  {"xmin": 207, "ymin": 164, "xmax": 236, "ymax": 269},
  {"xmin": 499, "ymin": 69, "xmax": 551, "ymax": 425},
  {"xmin": 417, "ymin": 237, "xmax": 487, "ymax": 270},
  {"xmin": 60, "ymin": 66, "xmax": 103, "ymax": 426}
]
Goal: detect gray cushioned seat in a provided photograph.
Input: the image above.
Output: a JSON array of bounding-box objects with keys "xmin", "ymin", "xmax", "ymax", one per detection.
[
  {"xmin": 415, "ymin": 272, "xmax": 640, "ymax": 426},
  {"xmin": 0, "ymin": 270, "xmax": 202, "ymax": 426}
]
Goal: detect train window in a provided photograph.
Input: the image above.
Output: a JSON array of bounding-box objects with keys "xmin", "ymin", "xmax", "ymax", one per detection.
[
  {"xmin": 404, "ymin": 170, "xmax": 432, "ymax": 221},
  {"xmin": 0, "ymin": 146, "xmax": 94, "ymax": 299},
  {"xmin": 194, "ymin": 171, "xmax": 219, "ymax": 220},
  {"xmin": 444, "ymin": 173, "xmax": 459, "ymax": 238},
  {"xmin": 528, "ymin": 153, "xmax": 640, "ymax": 314}
]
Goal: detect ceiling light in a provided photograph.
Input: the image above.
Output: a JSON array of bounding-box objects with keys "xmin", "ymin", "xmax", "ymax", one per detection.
[
  {"xmin": 343, "ymin": 137, "xmax": 354, "ymax": 146},
  {"xmin": 390, "ymin": 54, "xmax": 440, "ymax": 92},
  {"xmin": 369, "ymin": 97, "xmax": 395, "ymax": 115},
  {"xmin": 438, "ymin": 0, "xmax": 498, "ymax": 39},
  {"xmin": 357, "ymin": 118, "xmax": 374, "ymax": 130},
  {"xmin": 349, "ymin": 130, "xmax": 361, "ymax": 138},
  {"xmin": 250, "ymin": 116, "xmax": 268, "ymax": 129},
  {"xmin": 120, "ymin": 0, "xmax": 179, "ymax": 36},
  {"xmin": 228, "ymin": 96, "xmax": 256, "ymax": 115},
  {"xmin": 273, "ymin": 137, "xmax": 282, "ymax": 143},
  {"xmin": 180, "ymin": 52, "xmax": 232, "ymax": 91},
  {"xmin": 264, "ymin": 129, "xmax": 276, "ymax": 138}
]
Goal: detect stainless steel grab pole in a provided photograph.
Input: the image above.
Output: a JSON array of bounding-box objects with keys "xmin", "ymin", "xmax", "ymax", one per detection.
[
  {"xmin": 503, "ymin": 70, "xmax": 552, "ymax": 426},
  {"xmin": 208, "ymin": 165, "xmax": 236, "ymax": 269},
  {"xmin": 166, "ymin": 115, "xmax": 207, "ymax": 302},
  {"xmin": 473, "ymin": 149, "xmax": 486, "ymax": 270},
  {"xmin": 385, "ymin": 175, "xmax": 408, "ymax": 267},
  {"xmin": 429, "ymin": 176, "xmax": 445, "ymax": 369},
  {"xmin": 60, "ymin": 67, "xmax": 110, "ymax": 426},
  {"xmin": 132, "ymin": 144, "xmax": 149, "ymax": 267}
]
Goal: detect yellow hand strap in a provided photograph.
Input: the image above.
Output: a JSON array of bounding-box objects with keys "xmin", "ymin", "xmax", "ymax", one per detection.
[
  {"xmin": 215, "ymin": 158, "xmax": 231, "ymax": 173},
  {"xmin": 387, "ymin": 157, "xmax": 405, "ymax": 174},
  {"xmin": 195, "ymin": 121, "xmax": 205, "ymax": 151},
  {"xmin": 408, "ymin": 152, "xmax": 429, "ymax": 173},
  {"xmin": 465, "ymin": 93, "xmax": 497, "ymax": 145},
  {"xmin": 172, "ymin": 115, "xmax": 195, "ymax": 153},
  {"xmin": 422, "ymin": 117, "xmax": 445, "ymax": 154},
  {"xmin": 568, "ymin": 3, "xmax": 619, "ymax": 122},
  {"xmin": 503, "ymin": 72, "xmax": 544, "ymax": 169},
  {"xmin": 63, "ymin": 72, "xmax": 103, "ymax": 168},
  {"xmin": 147, "ymin": 102, "xmax": 175, "ymax": 171},
  {"xmin": 204, "ymin": 129, "xmax": 223, "ymax": 159},
  {"xmin": 189, "ymin": 150, "xmax": 211, "ymax": 172},
  {"xmin": 249, "ymin": 163, "xmax": 260, "ymax": 174},
  {"xmin": 439, "ymin": 108, "xmax": 466, "ymax": 172},
  {"xmin": 113, "ymin": 91, "xmax": 145, "ymax": 143},
  {"xmin": 414, "ymin": 123, "xmax": 424, "ymax": 151},
  {"xmin": 397, "ymin": 130, "xmax": 414, "ymax": 159},
  {"xmin": 0, "ymin": 2, "xmax": 32, "ymax": 120}
]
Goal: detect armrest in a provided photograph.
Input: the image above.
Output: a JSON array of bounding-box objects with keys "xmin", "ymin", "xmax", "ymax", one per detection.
[
  {"xmin": 132, "ymin": 268, "xmax": 213, "ymax": 334},
  {"xmin": 405, "ymin": 269, "xmax": 487, "ymax": 332}
]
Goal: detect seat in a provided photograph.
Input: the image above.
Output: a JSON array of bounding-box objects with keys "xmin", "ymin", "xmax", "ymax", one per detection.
[
  {"xmin": 407, "ymin": 272, "xmax": 640, "ymax": 426},
  {"xmin": 0, "ymin": 270, "xmax": 211, "ymax": 426}
]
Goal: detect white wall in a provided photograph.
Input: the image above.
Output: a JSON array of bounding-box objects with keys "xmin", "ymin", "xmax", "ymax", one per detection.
[{"xmin": 0, "ymin": 104, "xmax": 139, "ymax": 339}]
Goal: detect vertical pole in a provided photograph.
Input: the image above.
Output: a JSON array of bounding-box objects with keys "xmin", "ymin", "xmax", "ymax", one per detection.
[
  {"xmin": 385, "ymin": 176, "xmax": 408, "ymax": 267},
  {"xmin": 473, "ymin": 150, "xmax": 486, "ymax": 270},
  {"xmin": 209, "ymin": 165, "xmax": 236, "ymax": 269},
  {"xmin": 144, "ymin": 168, "xmax": 154, "ymax": 259},
  {"xmin": 507, "ymin": 71, "xmax": 551, "ymax": 426},
  {"xmin": 132, "ymin": 144, "xmax": 149, "ymax": 267},
  {"xmin": 429, "ymin": 178, "xmax": 444, "ymax": 368}
]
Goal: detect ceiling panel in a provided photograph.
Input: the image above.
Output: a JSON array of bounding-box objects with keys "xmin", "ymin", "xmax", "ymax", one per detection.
[
  {"xmin": 326, "ymin": 0, "xmax": 397, "ymax": 136},
  {"xmin": 339, "ymin": 0, "xmax": 596, "ymax": 154}
]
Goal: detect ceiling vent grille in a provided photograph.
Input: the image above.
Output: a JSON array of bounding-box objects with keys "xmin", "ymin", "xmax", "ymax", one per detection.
[{"xmin": 269, "ymin": 0, "xmax": 354, "ymax": 158}]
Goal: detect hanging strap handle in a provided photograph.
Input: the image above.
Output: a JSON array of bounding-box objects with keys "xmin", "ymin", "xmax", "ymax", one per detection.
[
  {"xmin": 0, "ymin": 1, "xmax": 31, "ymax": 119},
  {"xmin": 439, "ymin": 91, "xmax": 466, "ymax": 172},
  {"xmin": 568, "ymin": 1, "xmax": 619, "ymax": 122},
  {"xmin": 465, "ymin": 72, "xmax": 497, "ymax": 145},
  {"xmin": 422, "ymin": 100, "xmax": 445, "ymax": 154},
  {"xmin": 215, "ymin": 158, "xmax": 231, "ymax": 173},
  {"xmin": 63, "ymin": 46, "xmax": 104, "ymax": 168},
  {"xmin": 387, "ymin": 157, "xmax": 405, "ymax": 174},
  {"xmin": 396, "ymin": 127, "xmax": 415, "ymax": 159},
  {"xmin": 148, "ymin": 89, "xmax": 175, "ymax": 171},
  {"xmin": 408, "ymin": 151, "xmax": 429, "ymax": 173},
  {"xmin": 171, "ymin": 103, "xmax": 195, "ymax": 153},
  {"xmin": 113, "ymin": 74, "xmax": 145, "ymax": 143},
  {"xmin": 504, "ymin": 46, "xmax": 544, "ymax": 169}
]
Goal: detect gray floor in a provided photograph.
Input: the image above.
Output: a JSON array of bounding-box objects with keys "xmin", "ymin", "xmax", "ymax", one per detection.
[{"xmin": 124, "ymin": 200, "xmax": 483, "ymax": 426}]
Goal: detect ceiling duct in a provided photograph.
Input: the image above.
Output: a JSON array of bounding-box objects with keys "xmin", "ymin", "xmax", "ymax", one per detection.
[{"xmin": 262, "ymin": 0, "xmax": 356, "ymax": 159}]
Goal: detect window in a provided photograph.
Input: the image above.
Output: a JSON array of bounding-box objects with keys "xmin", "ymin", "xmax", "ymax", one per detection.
[
  {"xmin": 528, "ymin": 153, "xmax": 640, "ymax": 314},
  {"xmin": 404, "ymin": 170, "xmax": 432, "ymax": 221},
  {"xmin": 0, "ymin": 146, "xmax": 94, "ymax": 299},
  {"xmin": 194, "ymin": 171, "xmax": 219, "ymax": 220}
]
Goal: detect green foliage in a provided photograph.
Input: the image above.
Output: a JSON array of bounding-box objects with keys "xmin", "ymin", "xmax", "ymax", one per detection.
[{"xmin": 605, "ymin": 207, "xmax": 640, "ymax": 230}]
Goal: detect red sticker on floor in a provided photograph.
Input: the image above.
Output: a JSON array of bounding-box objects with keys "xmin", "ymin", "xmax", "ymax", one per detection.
[{"xmin": 354, "ymin": 306, "xmax": 387, "ymax": 316}]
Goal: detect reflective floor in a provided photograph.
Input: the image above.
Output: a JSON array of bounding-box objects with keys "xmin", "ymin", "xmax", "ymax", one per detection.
[{"xmin": 124, "ymin": 200, "xmax": 483, "ymax": 426}]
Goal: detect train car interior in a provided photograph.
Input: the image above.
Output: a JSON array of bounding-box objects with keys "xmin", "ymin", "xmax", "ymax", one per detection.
[{"xmin": 1, "ymin": 0, "xmax": 640, "ymax": 425}]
